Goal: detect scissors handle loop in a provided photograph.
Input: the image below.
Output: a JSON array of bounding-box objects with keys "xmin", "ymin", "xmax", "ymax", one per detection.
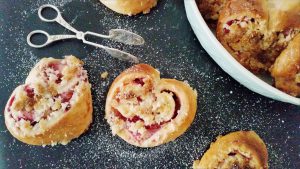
[
  {"xmin": 27, "ymin": 30, "xmax": 76, "ymax": 48},
  {"xmin": 38, "ymin": 4, "xmax": 79, "ymax": 34}
]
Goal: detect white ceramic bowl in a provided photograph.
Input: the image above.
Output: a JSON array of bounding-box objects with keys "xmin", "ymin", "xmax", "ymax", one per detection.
[{"xmin": 184, "ymin": 0, "xmax": 300, "ymax": 105}]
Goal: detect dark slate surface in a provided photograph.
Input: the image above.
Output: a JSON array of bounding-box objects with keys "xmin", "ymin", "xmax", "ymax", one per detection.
[{"xmin": 0, "ymin": 0, "xmax": 299, "ymax": 168}]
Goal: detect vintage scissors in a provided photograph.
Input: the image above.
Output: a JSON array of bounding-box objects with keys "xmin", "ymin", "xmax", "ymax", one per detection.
[{"xmin": 27, "ymin": 4, "xmax": 145, "ymax": 63}]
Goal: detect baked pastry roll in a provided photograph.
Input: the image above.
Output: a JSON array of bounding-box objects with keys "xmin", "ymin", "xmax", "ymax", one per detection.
[
  {"xmin": 216, "ymin": 0, "xmax": 300, "ymax": 72},
  {"xmin": 4, "ymin": 56, "xmax": 93, "ymax": 146},
  {"xmin": 270, "ymin": 33, "xmax": 300, "ymax": 96},
  {"xmin": 193, "ymin": 131, "xmax": 268, "ymax": 169},
  {"xmin": 100, "ymin": 0, "xmax": 157, "ymax": 16},
  {"xmin": 105, "ymin": 64, "xmax": 197, "ymax": 147}
]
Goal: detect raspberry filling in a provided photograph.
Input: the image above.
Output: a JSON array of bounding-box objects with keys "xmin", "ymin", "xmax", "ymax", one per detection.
[
  {"xmin": 7, "ymin": 58, "xmax": 88, "ymax": 127},
  {"xmin": 113, "ymin": 108, "xmax": 174, "ymax": 137},
  {"xmin": 60, "ymin": 90, "xmax": 74, "ymax": 103},
  {"xmin": 169, "ymin": 90, "xmax": 180, "ymax": 119},
  {"xmin": 282, "ymin": 29, "xmax": 293, "ymax": 38},
  {"xmin": 133, "ymin": 78, "xmax": 145, "ymax": 86},
  {"xmin": 136, "ymin": 96, "xmax": 142, "ymax": 103},
  {"xmin": 24, "ymin": 85, "xmax": 34, "ymax": 98},
  {"xmin": 7, "ymin": 90, "xmax": 36, "ymax": 125},
  {"xmin": 13, "ymin": 87, "xmax": 38, "ymax": 125},
  {"xmin": 216, "ymin": 150, "xmax": 253, "ymax": 168},
  {"xmin": 19, "ymin": 111, "xmax": 34, "ymax": 124},
  {"xmin": 55, "ymin": 73, "xmax": 63, "ymax": 84},
  {"xmin": 44, "ymin": 62, "xmax": 65, "ymax": 83},
  {"xmin": 48, "ymin": 62, "xmax": 62, "ymax": 71},
  {"xmin": 223, "ymin": 17, "xmax": 255, "ymax": 34}
]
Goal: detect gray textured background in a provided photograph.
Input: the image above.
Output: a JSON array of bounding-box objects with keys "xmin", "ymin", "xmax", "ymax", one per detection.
[{"xmin": 0, "ymin": 0, "xmax": 299, "ymax": 168}]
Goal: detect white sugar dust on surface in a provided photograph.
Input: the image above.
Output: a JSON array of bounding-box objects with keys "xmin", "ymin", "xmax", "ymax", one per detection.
[{"xmin": 0, "ymin": 0, "xmax": 298, "ymax": 168}]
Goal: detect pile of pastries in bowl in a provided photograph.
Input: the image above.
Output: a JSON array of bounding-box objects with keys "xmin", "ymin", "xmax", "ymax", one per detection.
[{"xmin": 199, "ymin": 0, "xmax": 300, "ymax": 96}]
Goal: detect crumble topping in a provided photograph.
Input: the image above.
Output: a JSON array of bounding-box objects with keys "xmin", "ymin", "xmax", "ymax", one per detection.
[
  {"xmin": 100, "ymin": 71, "xmax": 109, "ymax": 79},
  {"xmin": 6, "ymin": 56, "xmax": 89, "ymax": 136},
  {"xmin": 108, "ymin": 77, "xmax": 181, "ymax": 141}
]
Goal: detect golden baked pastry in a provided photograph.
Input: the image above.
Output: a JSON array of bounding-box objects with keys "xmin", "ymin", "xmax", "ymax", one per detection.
[
  {"xmin": 100, "ymin": 0, "xmax": 157, "ymax": 16},
  {"xmin": 4, "ymin": 56, "xmax": 93, "ymax": 146},
  {"xmin": 216, "ymin": 0, "xmax": 300, "ymax": 72},
  {"xmin": 105, "ymin": 64, "xmax": 197, "ymax": 147},
  {"xmin": 198, "ymin": 0, "xmax": 227, "ymax": 20},
  {"xmin": 193, "ymin": 131, "xmax": 268, "ymax": 169},
  {"xmin": 270, "ymin": 33, "xmax": 300, "ymax": 96}
]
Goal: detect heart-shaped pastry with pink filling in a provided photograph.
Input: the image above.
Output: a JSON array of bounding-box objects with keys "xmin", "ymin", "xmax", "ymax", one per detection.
[
  {"xmin": 105, "ymin": 64, "xmax": 197, "ymax": 147},
  {"xmin": 4, "ymin": 56, "xmax": 92, "ymax": 146}
]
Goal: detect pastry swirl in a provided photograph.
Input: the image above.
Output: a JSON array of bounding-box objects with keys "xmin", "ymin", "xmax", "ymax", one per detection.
[
  {"xmin": 4, "ymin": 56, "xmax": 93, "ymax": 146},
  {"xmin": 193, "ymin": 131, "xmax": 268, "ymax": 169},
  {"xmin": 105, "ymin": 64, "xmax": 197, "ymax": 147}
]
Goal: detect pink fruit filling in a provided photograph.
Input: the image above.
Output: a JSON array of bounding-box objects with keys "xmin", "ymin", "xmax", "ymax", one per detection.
[
  {"xmin": 223, "ymin": 17, "xmax": 255, "ymax": 34},
  {"xmin": 128, "ymin": 116, "xmax": 143, "ymax": 123},
  {"xmin": 169, "ymin": 90, "xmax": 180, "ymax": 119},
  {"xmin": 133, "ymin": 78, "xmax": 145, "ymax": 86},
  {"xmin": 7, "ymin": 58, "xmax": 88, "ymax": 127},
  {"xmin": 55, "ymin": 73, "xmax": 63, "ymax": 84},
  {"xmin": 112, "ymin": 87, "xmax": 181, "ymax": 141},
  {"xmin": 60, "ymin": 90, "xmax": 74, "ymax": 103},
  {"xmin": 24, "ymin": 85, "xmax": 34, "ymax": 98},
  {"xmin": 19, "ymin": 111, "xmax": 34, "ymax": 123},
  {"xmin": 223, "ymin": 28, "xmax": 230, "ymax": 34},
  {"xmin": 136, "ymin": 96, "xmax": 142, "ymax": 103},
  {"xmin": 14, "ymin": 87, "xmax": 38, "ymax": 126},
  {"xmin": 44, "ymin": 62, "xmax": 65, "ymax": 84},
  {"xmin": 48, "ymin": 62, "xmax": 62, "ymax": 71}
]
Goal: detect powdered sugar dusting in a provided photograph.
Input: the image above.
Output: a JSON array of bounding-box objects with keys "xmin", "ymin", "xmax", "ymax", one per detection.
[{"xmin": 0, "ymin": 0, "xmax": 299, "ymax": 168}]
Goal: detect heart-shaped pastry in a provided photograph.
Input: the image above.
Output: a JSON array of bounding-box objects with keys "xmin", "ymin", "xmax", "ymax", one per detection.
[
  {"xmin": 105, "ymin": 64, "xmax": 197, "ymax": 147},
  {"xmin": 4, "ymin": 56, "xmax": 93, "ymax": 146},
  {"xmin": 193, "ymin": 131, "xmax": 268, "ymax": 169}
]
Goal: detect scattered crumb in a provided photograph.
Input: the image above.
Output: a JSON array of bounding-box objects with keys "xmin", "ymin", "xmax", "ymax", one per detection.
[{"xmin": 100, "ymin": 71, "xmax": 109, "ymax": 79}]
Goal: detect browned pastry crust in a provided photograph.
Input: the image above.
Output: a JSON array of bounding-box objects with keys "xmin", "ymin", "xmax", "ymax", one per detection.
[
  {"xmin": 198, "ymin": 0, "xmax": 227, "ymax": 20},
  {"xmin": 100, "ymin": 0, "xmax": 157, "ymax": 16},
  {"xmin": 270, "ymin": 33, "xmax": 300, "ymax": 96},
  {"xmin": 268, "ymin": 1, "xmax": 300, "ymax": 32},
  {"xmin": 216, "ymin": 0, "xmax": 300, "ymax": 73},
  {"xmin": 193, "ymin": 131, "xmax": 268, "ymax": 169},
  {"xmin": 4, "ymin": 56, "xmax": 93, "ymax": 146},
  {"xmin": 105, "ymin": 64, "xmax": 197, "ymax": 147}
]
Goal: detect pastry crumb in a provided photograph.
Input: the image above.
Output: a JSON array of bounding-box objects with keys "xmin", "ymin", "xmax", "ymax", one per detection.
[{"xmin": 100, "ymin": 71, "xmax": 109, "ymax": 79}]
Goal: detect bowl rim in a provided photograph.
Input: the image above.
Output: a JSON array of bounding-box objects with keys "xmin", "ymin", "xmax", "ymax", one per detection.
[{"xmin": 184, "ymin": 0, "xmax": 300, "ymax": 105}]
